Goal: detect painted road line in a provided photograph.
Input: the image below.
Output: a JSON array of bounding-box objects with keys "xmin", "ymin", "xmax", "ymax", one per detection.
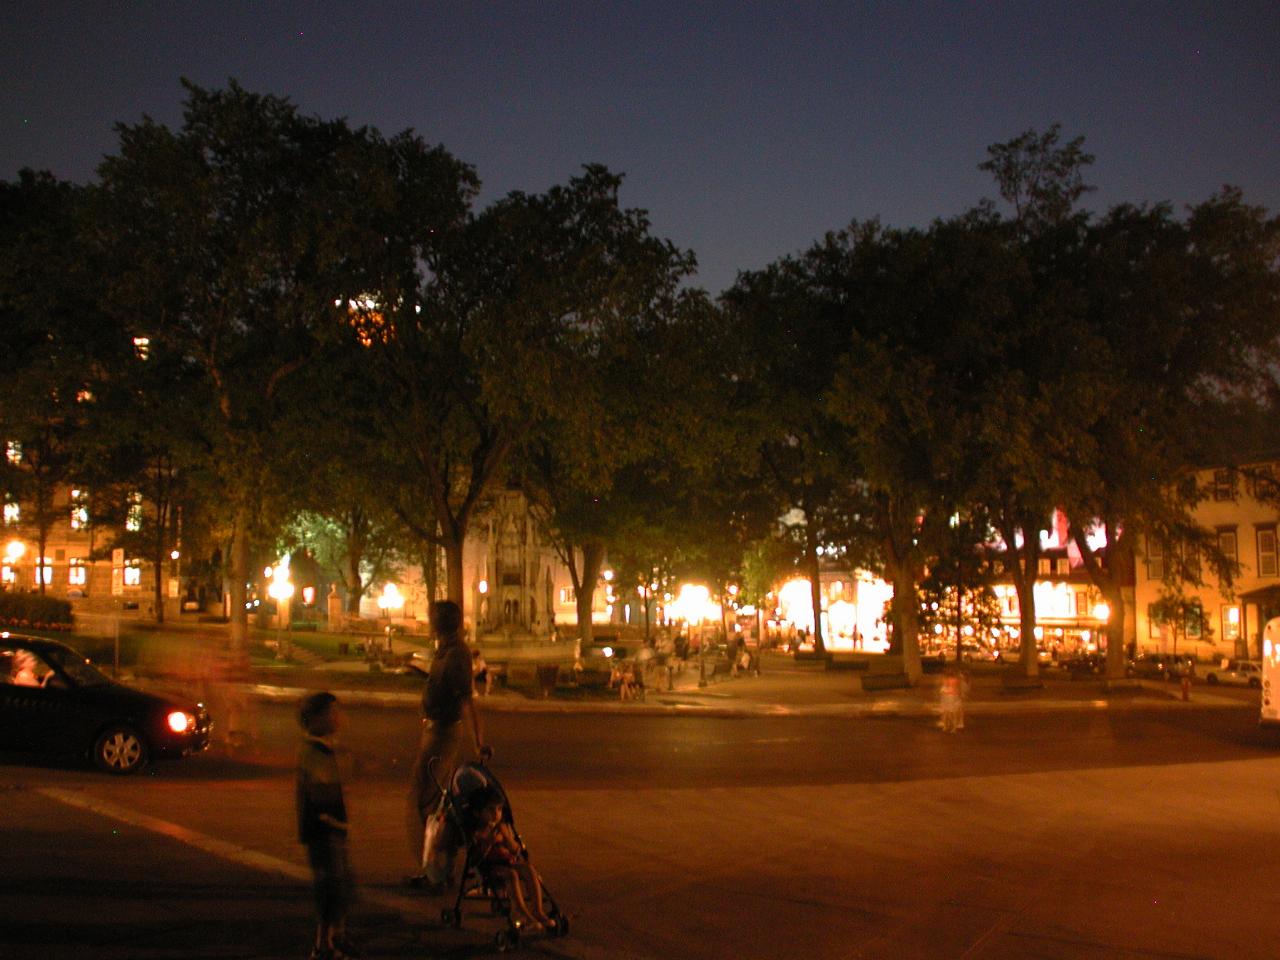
[{"xmin": 37, "ymin": 787, "xmax": 428, "ymax": 917}]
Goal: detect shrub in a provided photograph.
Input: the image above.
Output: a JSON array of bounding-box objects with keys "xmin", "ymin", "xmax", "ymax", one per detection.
[{"xmin": 0, "ymin": 592, "xmax": 74, "ymax": 631}]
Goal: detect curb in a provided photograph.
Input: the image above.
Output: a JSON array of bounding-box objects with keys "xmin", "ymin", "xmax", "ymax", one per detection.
[{"xmin": 225, "ymin": 680, "xmax": 1251, "ymax": 720}]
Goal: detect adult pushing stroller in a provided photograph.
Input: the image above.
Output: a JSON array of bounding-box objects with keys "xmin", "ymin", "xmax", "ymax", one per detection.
[{"xmin": 428, "ymin": 759, "xmax": 568, "ymax": 952}]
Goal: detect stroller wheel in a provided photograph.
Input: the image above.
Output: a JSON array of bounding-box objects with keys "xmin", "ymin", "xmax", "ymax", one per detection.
[
  {"xmin": 440, "ymin": 907, "xmax": 460, "ymax": 928},
  {"xmin": 495, "ymin": 928, "xmax": 519, "ymax": 952},
  {"xmin": 490, "ymin": 897, "xmax": 505, "ymax": 915}
]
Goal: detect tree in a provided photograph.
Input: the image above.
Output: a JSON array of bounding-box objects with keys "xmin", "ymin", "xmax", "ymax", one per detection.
[
  {"xmin": 362, "ymin": 165, "xmax": 694, "ymax": 625},
  {"xmin": 1064, "ymin": 191, "xmax": 1280, "ymax": 678},
  {"xmin": 0, "ymin": 171, "xmax": 115, "ymax": 594},
  {"xmin": 96, "ymin": 81, "xmax": 475, "ymax": 654}
]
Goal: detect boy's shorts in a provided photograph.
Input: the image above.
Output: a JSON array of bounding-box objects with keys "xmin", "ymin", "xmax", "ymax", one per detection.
[{"xmin": 306, "ymin": 834, "xmax": 354, "ymax": 923}]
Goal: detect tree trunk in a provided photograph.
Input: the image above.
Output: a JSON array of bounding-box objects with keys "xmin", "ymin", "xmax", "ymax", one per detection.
[
  {"xmin": 804, "ymin": 523, "xmax": 826, "ymax": 655},
  {"xmin": 344, "ymin": 553, "xmax": 363, "ymax": 615},
  {"xmin": 228, "ymin": 508, "xmax": 250, "ymax": 657},
  {"xmin": 887, "ymin": 561, "xmax": 923, "ymax": 683},
  {"xmin": 36, "ymin": 523, "xmax": 49, "ymax": 596},
  {"xmin": 423, "ymin": 543, "xmax": 439, "ymax": 606},
  {"xmin": 1070, "ymin": 520, "xmax": 1130, "ymax": 681},
  {"xmin": 444, "ymin": 532, "xmax": 464, "ymax": 606},
  {"xmin": 575, "ymin": 541, "xmax": 606, "ymax": 647}
]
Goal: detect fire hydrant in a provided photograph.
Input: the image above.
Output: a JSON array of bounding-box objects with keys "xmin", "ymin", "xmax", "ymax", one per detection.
[{"xmin": 1181, "ymin": 676, "xmax": 1191, "ymax": 701}]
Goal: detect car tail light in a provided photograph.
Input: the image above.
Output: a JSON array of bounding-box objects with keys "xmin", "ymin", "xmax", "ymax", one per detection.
[{"xmin": 167, "ymin": 711, "xmax": 194, "ymax": 733}]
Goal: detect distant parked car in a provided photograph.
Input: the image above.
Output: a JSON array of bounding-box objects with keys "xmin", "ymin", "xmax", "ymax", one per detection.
[
  {"xmin": 1060, "ymin": 651, "xmax": 1107, "ymax": 675},
  {"xmin": 1203, "ymin": 659, "xmax": 1262, "ymax": 688}
]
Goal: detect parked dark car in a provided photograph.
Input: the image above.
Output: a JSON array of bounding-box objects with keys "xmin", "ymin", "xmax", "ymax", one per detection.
[
  {"xmin": 0, "ymin": 634, "xmax": 211, "ymax": 774},
  {"xmin": 1126, "ymin": 652, "xmax": 1196, "ymax": 681},
  {"xmin": 1059, "ymin": 651, "xmax": 1107, "ymax": 675}
]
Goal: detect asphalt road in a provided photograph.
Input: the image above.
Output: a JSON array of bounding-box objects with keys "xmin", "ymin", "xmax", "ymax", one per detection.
[{"xmin": 3, "ymin": 702, "xmax": 1280, "ymax": 959}]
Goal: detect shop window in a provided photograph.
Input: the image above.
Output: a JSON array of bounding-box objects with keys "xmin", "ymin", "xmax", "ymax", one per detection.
[
  {"xmin": 1, "ymin": 564, "xmax": 14, "ymax": 584},
  {"xmin": 1145, "ymin": 537, "xmax": 1164, "ymax": 581},
  {"xmin": 36, "ymin": 558, "xmax": 52, "ymax": 585},
  {"xmin": 1257, "ymin": 526, "xmax": 1278, "ymax": 578}
]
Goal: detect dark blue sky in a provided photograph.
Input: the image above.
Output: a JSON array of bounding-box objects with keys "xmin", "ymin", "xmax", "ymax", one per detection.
[{"xmin": 3, "ymin": 1, "xmax": 1277, "ymax": 294}]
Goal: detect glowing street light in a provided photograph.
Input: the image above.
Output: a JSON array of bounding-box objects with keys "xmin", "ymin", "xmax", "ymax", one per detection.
[
  {"xmin": 1092, "ymin": 603, "xmax": 1111, "ymax": 622},
  {"xmin": 377, "ymin": 582, "xmax": 404, "ymax": 613},
  {"xmin": 4, "ymin": 540, "xmax": 25, "ymax": 563}
]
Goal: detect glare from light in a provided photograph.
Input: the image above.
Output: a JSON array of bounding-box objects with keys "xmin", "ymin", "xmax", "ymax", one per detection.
[
  {"xmin": 4, "ymin": 540, "xmax": 24, "ymax": 562},
  {"xmin": 478, "ymin": 579, "xmax": 489, "ymax": 595},
  {"xmin": 1092, "ymin": 603, "xmax": 1111, "ymax": 621},
  {"xmin": 167, "ymin": 711, "xmax": 193, "ymax": 733},
  {"xmin": 377, "ymin": 582, "xmax": 403, "ymax": 610}
]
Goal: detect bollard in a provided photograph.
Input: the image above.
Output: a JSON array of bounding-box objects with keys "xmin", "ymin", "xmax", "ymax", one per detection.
[{"xmin": 1181, "ymin": 676, "xmax": 1191, "ymax": 701}]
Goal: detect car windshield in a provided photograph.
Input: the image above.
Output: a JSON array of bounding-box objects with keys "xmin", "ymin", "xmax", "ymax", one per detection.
[{"xmin": 41, "ymin": 646, "xmax": 112, "ymax": 687}]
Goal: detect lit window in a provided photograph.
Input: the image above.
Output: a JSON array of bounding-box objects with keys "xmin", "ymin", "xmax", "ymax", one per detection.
[
  {"xmin": 124, "ymin": 562, "xmax": 142, "ymax": 587},
  {"xmin": 68, "ymin": 558, "xmax": 87, "ymax": 586},
  {"xmin": 1223, "ymin": 605, "xmax": 1240, "ymax": 643},
  {"xmin": 3, "ymin": 502, "xmax": 17, "ymax": 526},
  {"xmin": 37, "ymin": 558, "xmax": 52, "ymax": 585},
  {"xmin": 1037, "ymin": 558, "xmax": 1051, "ymax": 576},
  {"xmin": 132, "ymin": 336, "xmax": 151, "ymax": 360},
  {"xmin": 5, "ymin": 441, "xmax": 20, "ymax": 464},
  {"xmin": 1056, "ymin": 558, "xmax": 1070, "ymax": 576},
  {"xmin": 70, "ymin": 489, "xmax": 88, "ymax": 530},
  {"xmin": 125, "ymin": 492, "xmax": 143, "ymax": 532},
  {"xmin": 76, "ymin": 389, "xmax": 93, "ymax": 403},
  {"xmin": 0, "ymin": 565, "xmax": 12, "ymax": 584}
]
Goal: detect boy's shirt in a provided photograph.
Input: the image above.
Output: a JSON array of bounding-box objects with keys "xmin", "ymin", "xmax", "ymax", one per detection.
[{"xmin": 296, "ymin": 735, "xmax": 348, "ymax": 844}]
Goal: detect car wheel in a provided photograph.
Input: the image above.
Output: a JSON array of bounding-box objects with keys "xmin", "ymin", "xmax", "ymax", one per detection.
[
  {"xmin": 93, "ymin": 725, "xmax": 149, "ymax": 775},
  {"xmin": 1206, "ymin": 674, "xmax": 1218, "ymax": 685},
  {"xmin": 1250, "ymin": 678, "xmax": 1261, "ymax": 689}
]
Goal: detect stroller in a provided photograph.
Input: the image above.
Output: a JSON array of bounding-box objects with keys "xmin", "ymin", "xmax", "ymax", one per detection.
[{"xmin": 428, "ymin": 759, "xmax": 569, "ymax": 952}]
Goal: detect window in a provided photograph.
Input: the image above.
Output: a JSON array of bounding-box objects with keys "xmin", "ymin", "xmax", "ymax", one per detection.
[
  {"xmin": 1250, "ymin": 465, "xmax": 1278, "ymax": 501},
  {"xmin": 36, "ymin": 558, "xmax": 52, "ymax": 585},
  {"xmin": 1148, "ymin": 605, "xmax": 1162, "ymax": 639},
  {"xmin": 1213, "ymin": 469, "xmax": 1237, "ymax": 502},
  {"xmin": 1056, "ymin": 558, "xmax": 1070, "ymax": 576},
  {"xmin": 1076, "ymin": 591, "xmax": 1088, "ymax": 616},
  {"xmin": 1218, "ymin": 527, "xmax": 1238, "ymax": 563},
  {"xmin": 132, "ymin": 336, "xmax": 151, "ymax": 360},
  {"xmin": 1145, "ymin": 536, "xmax": 1164, "ymax": 581},
  {"xmin": 1258, "ymin": 526, "xmax": 1278, "ymax": 578},
  {"xmin": 1037, "ymin": 558, "xmax": 1051, "ymax": 576},
  {"xmin": 1223, "ymin": 605, "xmax": 1241, "ymax": 643},
  {"xmin": 68, "ymin": 558, "xmax": 86, "ymax": 586},
  {"xmin": 5, "ymin": 441, "xmax": 20, "ymax": 464},
  {"xmin": 125, "ymin": 492, "xmax": 143, "ymax": 532},
  {"xmin": 69, "ymin": 489, "xmax": 88, "ymax": 531},
  {"xmin": 3, "ymin": 501, "xmax": 17, "ymax": 526},
  {"xmin": 1, "ymin": 565, "xmax": 13, "ymax": 585},
  {"xmin": 124, "ymin": 561, "xmax": 142, "ymax": 587}
]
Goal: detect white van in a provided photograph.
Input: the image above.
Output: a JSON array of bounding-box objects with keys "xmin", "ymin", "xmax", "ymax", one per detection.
[{"xmin": 1261, "ymin": 618, "xmax": 1280, "ymax": 728}]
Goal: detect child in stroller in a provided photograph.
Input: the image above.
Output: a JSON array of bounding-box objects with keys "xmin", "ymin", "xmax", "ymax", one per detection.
[{"xmin": 434, "ymin": 762, "xmax": 568, "ymax": 950}]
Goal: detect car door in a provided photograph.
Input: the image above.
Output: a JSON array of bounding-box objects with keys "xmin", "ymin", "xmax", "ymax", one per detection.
[{"xmin": 0, "ymin": 646, "xmax": 87, "ymax": 756}]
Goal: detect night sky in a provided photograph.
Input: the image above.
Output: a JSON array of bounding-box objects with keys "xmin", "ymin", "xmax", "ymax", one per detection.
[{"xmin": 3, "ymin": 1, "xmax": 1277, "ymax": 294}]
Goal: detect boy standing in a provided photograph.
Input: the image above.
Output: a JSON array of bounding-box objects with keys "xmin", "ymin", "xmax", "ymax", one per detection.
[{"xmin": 297, "ymin": 692, "xmax": 356, "ymax": 960}]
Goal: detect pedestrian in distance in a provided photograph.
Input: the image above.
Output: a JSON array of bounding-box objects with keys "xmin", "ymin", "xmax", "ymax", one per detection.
[
  {"xmin": 472, "ymin": 647, "xmax": 491, "ymax": 697},
  {"xmin": 408, "ymin": 600, "xmax": 488, "ymax": 887},
  {"xmin": 938, "ymin": 664, "xmax": 968, "ymax": 733},
  {"xmin": 296, "ymin": 691, "xmax": 357, "ymax": 960}
]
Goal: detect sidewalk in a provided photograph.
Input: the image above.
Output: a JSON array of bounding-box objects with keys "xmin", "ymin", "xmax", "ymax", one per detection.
[{"xmin": 203, "ymin": 652, "xmax": 1250, "ymax": 720}]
